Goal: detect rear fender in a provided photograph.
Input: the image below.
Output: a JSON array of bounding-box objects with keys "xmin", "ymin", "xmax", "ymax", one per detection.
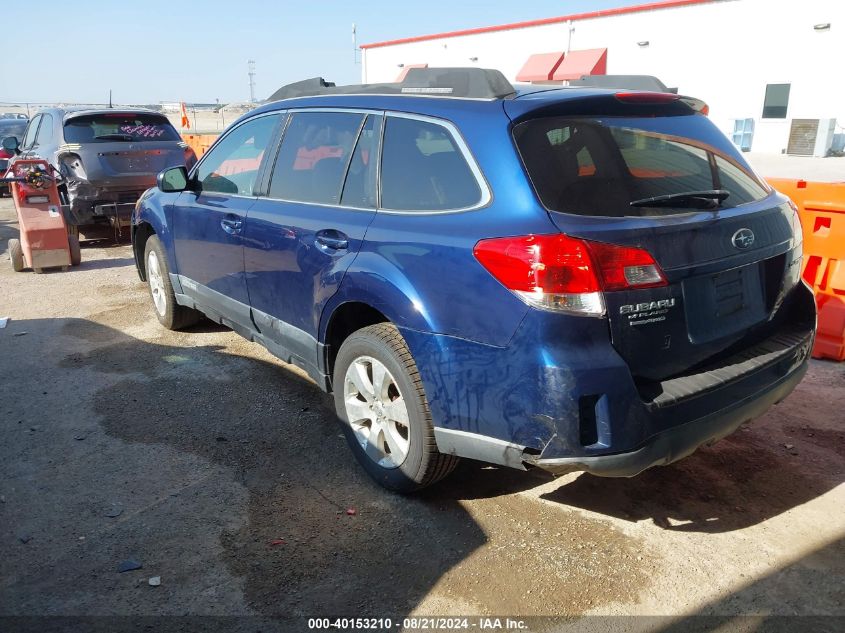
[{"xmin": 319, "ymin": 253, "xmax": 441, "ymax": 342}]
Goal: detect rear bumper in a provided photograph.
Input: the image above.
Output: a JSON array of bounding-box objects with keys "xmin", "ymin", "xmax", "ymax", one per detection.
[
  {"xmin": 412, "ymin": 283, "xmax": 815, "ymax": 477},
  {"xmin": 530, "ymin": 358, "xmax": 808, "ymax": 477},
  {"xmin": 65, "ymin": 176, "xmax": 150, "ymax": 219}
]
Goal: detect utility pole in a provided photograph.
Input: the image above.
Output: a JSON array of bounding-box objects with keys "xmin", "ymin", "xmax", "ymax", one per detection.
[
  {"xmin": 352, "ymin": 23, "xmax": 358, "ymax": 64},
  {"xmin": 248, "ymin": 60, "xmax": 257, "ymax": 103}
]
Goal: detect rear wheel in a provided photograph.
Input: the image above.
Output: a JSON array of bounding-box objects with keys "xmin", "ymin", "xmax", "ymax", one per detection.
[
  {"xmin": 333, "ymin": 323, "xmax": 459, "ymax": 492},
  {"xmin": 9, "ymin": 239, "xmax": 24, "ymax": 272},
  {"xmin": 68, "ymin": 235, "xmax": 81, "ymax": 266},
  {"xmin": 144, "ymin": 235, "xmax": 201, "ymax": 330}
]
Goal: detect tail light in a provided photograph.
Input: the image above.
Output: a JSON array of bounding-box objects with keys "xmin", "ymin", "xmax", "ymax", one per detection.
[
  {"xmin": 184, "ymin": 146, "xmax": 198, "ymax": 169},
  {"xmin": 473, "ymin": 234, "xmax": 667, "ymax": 316}
]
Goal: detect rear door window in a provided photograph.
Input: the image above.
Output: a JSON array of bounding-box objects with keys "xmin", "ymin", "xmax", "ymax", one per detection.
[
  {"xmin": 268, "ymin": 111, "xmax": 365, "ymax": 205},
  {"xmin": 64, "ymin": 113, "xmax": 182, "ymax": 143},
  {"xmin": 513, "ymin": 115, "xmax": 770, "ymax": 216},
  {"xmin": 380, "ymin": 116, "xmax": 482, "ymax": 212}
]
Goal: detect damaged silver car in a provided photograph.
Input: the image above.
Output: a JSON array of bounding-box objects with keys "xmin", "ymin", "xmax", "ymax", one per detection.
[{"xmin": 3, "ymin": 107, "xmax": 195, "ymax": 238}]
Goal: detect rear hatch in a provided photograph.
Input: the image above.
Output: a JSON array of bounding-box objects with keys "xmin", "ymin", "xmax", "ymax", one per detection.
[
  {"xmin": 507, "ymin": 93, "xmax": 804, "ymax": 382},
  {"xmin": 62, "ymin": 112, "xmax": 186, "ymax": 187}
]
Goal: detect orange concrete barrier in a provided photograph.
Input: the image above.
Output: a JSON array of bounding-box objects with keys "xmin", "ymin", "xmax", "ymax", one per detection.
[
  {"xmin": 814, "ymin": 295, "xmax": 845, "ymax": 362},
  {"xmin": 768, "ymin": 178, "xmax": 845, "ymax": 361},
  {"xmin": 181, "ymin": 133, "xmax": 219, "ymax": 158}
]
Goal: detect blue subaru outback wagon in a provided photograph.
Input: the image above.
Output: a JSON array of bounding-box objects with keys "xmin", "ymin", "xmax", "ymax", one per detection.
[{"xmin": 132, "ymin": 68, "xmax": 815, "ymax": 492}]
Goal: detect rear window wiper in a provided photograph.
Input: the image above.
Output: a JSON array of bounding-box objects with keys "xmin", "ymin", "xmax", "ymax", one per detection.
[
  {"xmin": 94, "ymin": 133, "xmax": 135, "ymax": 141},
  {"xmin": 629, "ymin": 190, "xmax": 730, "ymax": 209}
]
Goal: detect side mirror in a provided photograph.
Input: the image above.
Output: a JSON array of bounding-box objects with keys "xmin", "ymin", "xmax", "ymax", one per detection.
[
  {"xmin": 2, "ymin": 136, "xmax": 20, "ymax": 154},
  {"xmin": 157, "ymin": 165, "xmax": 189, "ymax": 192}
]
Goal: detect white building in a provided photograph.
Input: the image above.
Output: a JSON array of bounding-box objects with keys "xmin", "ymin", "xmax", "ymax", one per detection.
[{"xmin": 361, "ymin": 0, "xmax": 845, "ymax": 157}]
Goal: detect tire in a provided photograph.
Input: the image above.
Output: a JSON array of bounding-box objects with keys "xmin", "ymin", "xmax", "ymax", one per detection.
[
  {"xmin": 68, "ymin": 235, "xmax": 81, "ymax": 266},
  {"xmin": 333, "ymin": 323, "xmax": 459, "ymax": 492},
  {"xmin": 9, "ymin": 238, "xmax": 25, "ymax": 272},
  {"xmin": 143, "ymin": 235, "xmax": 201, "ymax": 330}
]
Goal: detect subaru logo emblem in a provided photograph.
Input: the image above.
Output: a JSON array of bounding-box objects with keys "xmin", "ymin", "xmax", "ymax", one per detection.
[{"xmin": 732, "ymin": 228, "xmax": 755, "ymax": 250}]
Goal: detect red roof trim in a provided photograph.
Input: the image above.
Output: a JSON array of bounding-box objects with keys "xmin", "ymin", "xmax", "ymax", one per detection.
[{"xmin": 360, "ymin": 0, "xmax": 716, "ymax": 49}]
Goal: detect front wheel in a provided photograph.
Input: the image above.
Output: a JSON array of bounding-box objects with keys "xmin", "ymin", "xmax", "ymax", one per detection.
[
  {"xmin": 143, "ymin": 235, "xmax": 201, "ymax": 330},
  {"xmin": 333, "ymin": 323, "xmax": 459, "ymax": 492}
]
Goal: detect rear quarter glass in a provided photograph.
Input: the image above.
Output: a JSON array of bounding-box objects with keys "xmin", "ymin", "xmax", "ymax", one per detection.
[{"xmin": 513, "ymin": 114, "xmax": 770, "ymax": 217}]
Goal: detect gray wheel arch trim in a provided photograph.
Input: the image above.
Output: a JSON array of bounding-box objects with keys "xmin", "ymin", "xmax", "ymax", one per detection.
[{"xmin": 433, "ymin": 428, "xmax": 528, "ymax": 470}]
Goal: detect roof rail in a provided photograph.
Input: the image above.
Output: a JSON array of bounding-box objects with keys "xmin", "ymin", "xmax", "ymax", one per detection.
[
  {"xmin": 567, "ymin": 74, "xmax": 678, "ymax": 93},
  {"xmin": 266, "ymin": 67, "xmax": 516, "ymax": 102}
]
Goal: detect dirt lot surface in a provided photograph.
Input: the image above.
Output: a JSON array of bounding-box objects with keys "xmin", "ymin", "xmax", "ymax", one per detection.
[{"xmin": 0, "ymin": 197, "xmax": 843, "ymax": 630}]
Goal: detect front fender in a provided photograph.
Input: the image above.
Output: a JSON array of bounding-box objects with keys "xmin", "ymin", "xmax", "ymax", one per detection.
[{"xmin": 132, "ymin": 189, "xmax": 182, "ymax": 282}]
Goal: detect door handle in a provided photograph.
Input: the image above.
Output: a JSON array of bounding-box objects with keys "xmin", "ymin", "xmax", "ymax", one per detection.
[
  {"xmin": 220, "ymin": 216, "xmax": 243, "ymax": 235},
  {"xmin": 315, "ymin": 230, "xmax": 349, "ymax": 251}
]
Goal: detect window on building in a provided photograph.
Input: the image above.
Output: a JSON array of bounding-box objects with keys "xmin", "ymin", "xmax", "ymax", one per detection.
[
  {"xmin": 762, "ymin": 84, "xmax": 790, "ymax": 119},
  {"xmin": 380, "ymin": 116, "xmax": 481, "ymax": 211},
  {"xmin": 269, "ymin": 111, "xmax": 364, "ymax": 205},
  {"xmin": 732, "ymin": 118, "xmax": 755, "ymax": 152}
]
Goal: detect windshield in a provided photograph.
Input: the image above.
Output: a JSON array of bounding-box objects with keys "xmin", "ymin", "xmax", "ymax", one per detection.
[
  {"xmin": 64, "ymin": 113, "xmax": 181, "ymax": 143},
  {"xmin": 513, "ymin": 114, "xmax": 770, "ymax": 217}
]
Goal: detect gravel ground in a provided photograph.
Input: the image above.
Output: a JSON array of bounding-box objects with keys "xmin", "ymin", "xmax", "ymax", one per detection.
[{"xmin": 0, "ymin": 196, "xmax": 843, "ymax": 630}]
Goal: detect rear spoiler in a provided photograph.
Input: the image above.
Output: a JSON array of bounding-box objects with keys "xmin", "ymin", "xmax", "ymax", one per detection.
[{"xmin": 568, "ymin": 75, "xmax": 678, "ymax": 93}]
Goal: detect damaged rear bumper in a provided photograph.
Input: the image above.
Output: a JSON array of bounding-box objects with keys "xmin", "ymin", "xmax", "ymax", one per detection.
[
  {"xmin": 64, "ymin": 176, "xmax": 151, "ymax": 224},
  {"xmin": 433, "ymin": 357, "xmax": 808, "ymax": 477},
  {"xmin": 417, "ymin": 282, "xmax": 815, "ymax": 479},
  {"xmin": 528, "ymin": 359, "xmax": 808, "ymax": 477}
]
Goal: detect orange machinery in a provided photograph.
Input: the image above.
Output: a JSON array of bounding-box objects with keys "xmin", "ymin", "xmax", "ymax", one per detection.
[{"xmin": 3, "ymin": 159, "xmax": 80, "ymax": 273}]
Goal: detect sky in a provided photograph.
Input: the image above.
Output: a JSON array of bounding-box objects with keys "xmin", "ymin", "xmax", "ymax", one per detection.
[{"xmin": 0, "ymin": 0, "xmax": 636, "ymax": 105}]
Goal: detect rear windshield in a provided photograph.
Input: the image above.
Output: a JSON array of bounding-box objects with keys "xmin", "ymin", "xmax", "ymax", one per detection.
[
  {"xmin": 64, "ymin": 113, "xmax": 181, "ymax": 143},
  {"xmin": 513, "ymin": 115, "xmax": 770, "ymax": 216}
]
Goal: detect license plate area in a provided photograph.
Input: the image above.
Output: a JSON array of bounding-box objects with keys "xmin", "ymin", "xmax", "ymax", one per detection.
[{"xmin": 683, "ymin": 262, "xmax": 767, "ymax": 344}]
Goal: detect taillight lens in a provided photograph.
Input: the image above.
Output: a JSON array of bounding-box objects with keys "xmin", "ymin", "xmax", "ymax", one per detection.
[
  {"xmin": 586, "ymin": 240, "xmax": 667, "ymax": 291},
  {"xmin": 473, "ymin": 234, "xmax": 667, "ymax": 316},
  {"xmin": 184, "ymin": 147, "xmax": 198, "ymax": 169}
]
